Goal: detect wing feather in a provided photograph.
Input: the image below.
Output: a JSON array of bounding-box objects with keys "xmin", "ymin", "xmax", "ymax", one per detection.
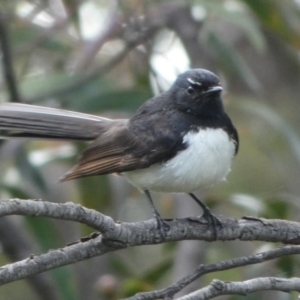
[
  {"xmin": 60, "ymin": 100, "xmax": 186, "ymax": 181},
  {"xmin": 60, "ymin": 121, "xmax": 147, "ymax": 181}
]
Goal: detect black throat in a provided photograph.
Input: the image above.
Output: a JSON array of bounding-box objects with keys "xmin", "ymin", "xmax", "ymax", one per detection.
[{"xmin": 172, "ymin": 91, "xmax": 239, "ymax": 154}]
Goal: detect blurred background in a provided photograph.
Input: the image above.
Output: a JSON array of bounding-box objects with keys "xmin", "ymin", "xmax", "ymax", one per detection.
[{"xmin": 0, "ymin": 0, "xmax": 300, "ymax": 299}]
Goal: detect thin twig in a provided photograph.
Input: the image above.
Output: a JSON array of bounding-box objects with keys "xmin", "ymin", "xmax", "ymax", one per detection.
[
  {"xmin": 126, "ymin": 245, "xmax": 300, "ymax": 300},
  {"xmin": 179, "ymin": 277, "xmax": 300, "ymax": 300},
  {"xmin": 0, "ymin": 234, "xmax": 123, "ymax": 285}
]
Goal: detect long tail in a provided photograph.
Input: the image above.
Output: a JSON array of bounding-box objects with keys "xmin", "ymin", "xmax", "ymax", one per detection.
[{"xmin": 0, "ymin": 103, "xmax": 112, "ymax": 141}]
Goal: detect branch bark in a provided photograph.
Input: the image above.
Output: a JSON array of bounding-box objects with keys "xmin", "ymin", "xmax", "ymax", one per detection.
[
  {"xmin": 1, "ymin": 198, "xmax": 300, "ymax": 298},
  {"xmin": 179, "ymin": 277, "xmax": 300, "ymax": 300},
  {"xmin": 1, "ymin": 199, "xmax": 300, "ymax": 245}
]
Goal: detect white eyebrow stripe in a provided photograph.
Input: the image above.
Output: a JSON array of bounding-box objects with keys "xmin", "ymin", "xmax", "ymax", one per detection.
[{"xmin": 187, "ymin": 78, "xmax": 202, "ymax": 86}]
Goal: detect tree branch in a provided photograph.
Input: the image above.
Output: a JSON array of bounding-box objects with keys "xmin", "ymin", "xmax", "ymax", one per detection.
[
  {"xmin": 1, "ymin": 199, "xmax": 300, "ymax": 245},
  {"xmin": 179, "ymin": 277, "xmax": 300, "ymax": 300},
  {"xmin": 0, "ymin": 199, "xmax": 116, "ymax": 233},
  {"xmin": 1, "ymin": 198, "xmax": 300, "ymax": 292},
  {"xmin": 0, "ymin": 233, "xmax": 119, "ymax": 285}
]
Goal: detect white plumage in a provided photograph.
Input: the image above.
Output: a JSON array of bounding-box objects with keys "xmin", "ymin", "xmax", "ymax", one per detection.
[{"xmin": 124, "ymin": 128, "xmax": 236, "ymax": 193}]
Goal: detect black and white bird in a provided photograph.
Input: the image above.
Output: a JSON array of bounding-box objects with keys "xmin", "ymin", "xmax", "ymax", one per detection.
[{"xmin": 0, "ymin": 69, "xmax": 239, "ymax": 233}]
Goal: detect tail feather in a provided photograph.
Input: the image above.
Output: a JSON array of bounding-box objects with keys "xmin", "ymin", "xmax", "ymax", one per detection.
[{"xmin": 0, "ymin": 103, "xmax": 112, "ymax": 141}]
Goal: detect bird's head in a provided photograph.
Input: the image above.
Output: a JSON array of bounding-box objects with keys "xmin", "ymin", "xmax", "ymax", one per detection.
[{"xmin": 171, "ymin": 69, "xmax": 224, "ymax": 117}]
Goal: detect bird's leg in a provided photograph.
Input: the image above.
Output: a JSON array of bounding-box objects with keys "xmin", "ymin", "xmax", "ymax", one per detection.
[
  {"xmin": 188, "ymin": 193, "xmax": 222, "ymax": 239},
  {"xmin": 144, "ymin": 190, "xmax": 170, "ymax": 235}
]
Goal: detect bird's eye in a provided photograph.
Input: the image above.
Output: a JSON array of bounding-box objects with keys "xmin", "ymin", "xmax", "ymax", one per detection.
[{"xmin": 187, "ymin": 86, "xmax": 194, "ymax": 95}]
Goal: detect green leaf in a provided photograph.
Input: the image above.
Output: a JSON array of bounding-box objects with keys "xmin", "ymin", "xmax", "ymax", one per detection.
[
  {"xmin": 276, "ymin": 255, "xmax": 297, "ymax": 277},
  {"xmin": 0, "ymin": 184, "xmax": 31, "ymax": 199},
  {"xmin": 25, "ymin": 217, "xmax": 62, "ymax": 250},
  {"xmin": 143, "ymin": 258, "xmax": 173, "ymax": 283},
  {"xmin": 122, "ymin": 278, "xmax": 152, "ymax": 297},
  {"xmin": 77, "ymin": 176, "xmax": 111, "ymax": 214},
  {"xmin": 110, "ymin": 256, "xmax": 135, "ymax": 277},
  {"xmin": 263, "ymin": 198, "xmax": 289, "ymax": 219}
]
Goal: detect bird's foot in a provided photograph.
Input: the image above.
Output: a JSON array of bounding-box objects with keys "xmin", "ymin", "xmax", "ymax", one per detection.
[
  {"xmin": 153, "ymin": 212, "xmax": 170, "ymax": 240},
  {"xmin": 144, "ymin": 189, "xmax": 170, "ymax": 239},
  {"xmin": 188, "ymin": 193, "xmax": 222, "ymax": 240},
  {"xmin": 202, "ymin": 205, "xmax": 222, "ymax": 229},
  {"xmin": 188, "ymin": 209, "xmax": 222, "ymax": 240},
  {"xmin": 197, "ymin": 206, "xmax": 222, "ymax": 240}
]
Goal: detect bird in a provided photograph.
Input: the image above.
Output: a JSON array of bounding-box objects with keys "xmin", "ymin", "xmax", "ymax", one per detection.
[{"xmin": 0, "ymin": 69, "xmax": 239, "ymax": 236}]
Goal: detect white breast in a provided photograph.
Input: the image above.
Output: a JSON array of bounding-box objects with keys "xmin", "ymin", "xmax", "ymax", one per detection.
[{"xmin": 124, "ymin": 128, "xmax": 236, "ymax": 193}]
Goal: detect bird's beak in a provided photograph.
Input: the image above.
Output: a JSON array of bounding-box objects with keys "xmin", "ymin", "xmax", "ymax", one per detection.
[{"xmin": 203, "ymin": 86, "xmax": 223, "ymax": 95}]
